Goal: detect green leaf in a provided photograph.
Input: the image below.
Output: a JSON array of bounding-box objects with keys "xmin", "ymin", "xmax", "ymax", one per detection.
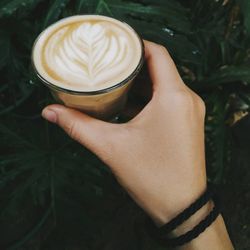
[
  {"xmin": 0, "ymin": 0, "xmax": 42, "ymax": 18},
  {"xmin": 6, "ymin": 206, "xmax": 52, "ymax": 250},
  {"xmin": 105, "ymin": 0, "xmax": 191, "ymax": 33},
  {"xmin": 75, "ymin": 0, "xmax": 88, "ymax": 13},
  {"xmin": 238, "ymin": 0, "xmax": 250, "ymax": 35},
  {"xmin": 205, "ymin": 93, "xmax": 230, "ymax": 184},
  {"xmin": 0, "ymin": 33, "xmax": 10, "ymax": 69},
  {"xmin": 0, "ymin": 122, "xmax": 39, "ymax": 150},
  {"xmin": 138, "ymin": 0, "xmax": 188, "ymax": 14},
  {"xmin": 43, "ymin": 0, "xmax": 69, "ymax": 28},
  {"xmin": 203, "ymin": 65, "xmax": 250, "ymax": 85},
  {"xmin": 75, "ymin": 0, "xmax": 99, "ymax": 13},
  {"xmin": 125, "ymin": 19, "xmax": 201, "ymax": 64}
]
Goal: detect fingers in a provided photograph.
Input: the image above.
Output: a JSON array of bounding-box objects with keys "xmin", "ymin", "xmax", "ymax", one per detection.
[
  {"xmin": 143, "ymin": 40, "xmax": 185, "ymax": 93},
  {"xmin": 41, "ymin": 104, "xmax": 119, "ymax": 156}
]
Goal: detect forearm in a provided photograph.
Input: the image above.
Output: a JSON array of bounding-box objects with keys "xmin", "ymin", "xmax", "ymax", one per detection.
[
  {"xmin": 178, "ymin": 216, "xmax": 233, "ymax": 250},
  {"xmin": 171, "ymin": 201, "xmax": 234, "ymax": 250}
]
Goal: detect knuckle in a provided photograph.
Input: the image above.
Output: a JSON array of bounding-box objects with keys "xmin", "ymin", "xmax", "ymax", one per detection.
[
  {"xmin": 160, "ymin": 46, "xmax": 169, "ymax": 56},
  {"xmin": 66, "ymin": 121, "xmax": 78, "ymax": 140},
  {"xmin": 172, "ymin": 90, "xmax": 206, "ymax": 116},
  {"xmin": 173, "ymin": 90, "xmax": 194, "ymax": 106},
  {"xmin": 196, "ymin": 96, "xmax": 206, "ymax": 116}
]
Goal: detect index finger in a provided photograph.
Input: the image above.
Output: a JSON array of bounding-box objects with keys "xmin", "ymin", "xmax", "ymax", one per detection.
[{"xmin": 143, "ymin": 40, "xmax": 184, "ymax": 92}]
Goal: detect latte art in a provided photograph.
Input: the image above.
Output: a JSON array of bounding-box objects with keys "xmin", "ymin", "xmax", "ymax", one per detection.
[
  {"xmin": 44, "ymin": 22, "xmax": 129, "ymax": 86},
  {"xmin": 33, "ymin": 15, "xmax": 143, "ymax": 91}
]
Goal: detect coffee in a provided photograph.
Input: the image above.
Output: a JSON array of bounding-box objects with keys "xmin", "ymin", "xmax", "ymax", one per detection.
[
  {"xmin": 33, "ymin": 15, "xmax": 142, "ymax": 92},
  {"xmin": 32, "ymin": 15, "xmax": 144, "ymax": 119}
]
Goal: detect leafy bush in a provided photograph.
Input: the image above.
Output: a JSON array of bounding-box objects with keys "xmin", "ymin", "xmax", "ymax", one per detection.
[{"xmin": 0, "ymin": 0, "xmax": 250, "ymax": 249}]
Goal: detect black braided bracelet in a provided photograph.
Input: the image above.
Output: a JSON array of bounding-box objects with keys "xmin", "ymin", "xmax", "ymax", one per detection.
[
  {"xmin": 155, "ymin": 199, "xmax": 220, "ymax": 247},
  {"xmin": 146, "ymin": 186, "xmax": 214, "ymax": 237},
  {"xmin": 145, "ymin": 186, "xmax": 220, "ymax": 247}
]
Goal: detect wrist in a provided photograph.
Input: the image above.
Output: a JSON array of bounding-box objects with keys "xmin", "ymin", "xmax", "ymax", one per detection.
[
  {"xmin": 170, "ymin": 200, "xmax": 214, "ymax": 237},
  {"xmin": 147, "ymin": 190, "xmax": 234, "ymax": 250},
  {"xmin": 152, "ymin": 182, "xmax": 207, "ymax": 227}
]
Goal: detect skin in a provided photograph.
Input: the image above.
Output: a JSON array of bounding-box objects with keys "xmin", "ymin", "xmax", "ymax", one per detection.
[{"xmin": 42, "ymin": 40, "xmax": 234, "ymax": 249}]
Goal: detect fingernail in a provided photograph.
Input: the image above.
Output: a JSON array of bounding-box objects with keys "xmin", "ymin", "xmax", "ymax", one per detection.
[{"xmin": 42, "ymin": 109, "xmax": 57, "ymax": 123}]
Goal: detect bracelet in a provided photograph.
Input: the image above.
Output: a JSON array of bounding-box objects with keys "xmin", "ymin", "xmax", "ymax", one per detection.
[
  {"xmin": 150, "ymin": 187, "xmax": 213, "ymax": 237},
  {"xmin": 145, "ymin": 186, "xmax": 220, "ymax": 247}
]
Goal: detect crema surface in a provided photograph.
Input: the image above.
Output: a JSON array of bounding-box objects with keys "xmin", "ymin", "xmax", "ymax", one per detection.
[{"xmin": 33, "ymin": 15, "xmax": 142, "ymax": 92}]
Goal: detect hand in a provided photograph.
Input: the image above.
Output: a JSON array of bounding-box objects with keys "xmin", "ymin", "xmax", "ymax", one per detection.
[{"xmin": 42, "ymin": 40, "xmax": 207, "ymax": 225}]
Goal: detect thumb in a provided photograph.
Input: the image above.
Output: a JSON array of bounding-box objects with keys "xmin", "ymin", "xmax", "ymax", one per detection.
[{"xmin": 41, "ymin": 104, "xmax": 120, "ymax": 157}]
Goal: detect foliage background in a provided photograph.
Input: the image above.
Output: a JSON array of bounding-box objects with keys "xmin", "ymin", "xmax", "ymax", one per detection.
[{"xmin": 0, "ymin": 0, "xmax": 250, "ymax": 249}]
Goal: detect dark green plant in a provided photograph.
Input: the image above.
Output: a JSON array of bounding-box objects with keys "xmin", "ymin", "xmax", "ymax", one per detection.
[{"xmin": 0, "ymin": 0, "xmax": 250, "ymax": 249}]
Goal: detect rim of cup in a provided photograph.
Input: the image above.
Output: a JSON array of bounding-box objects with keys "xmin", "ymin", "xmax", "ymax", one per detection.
[{"xmin": 31, "ymin": 15, "xmax": 145, "ymax": 96}]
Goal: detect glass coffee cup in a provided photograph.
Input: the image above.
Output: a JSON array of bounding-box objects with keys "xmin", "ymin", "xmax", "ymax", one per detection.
[{"xmin": 32, "ymin": 15, "xmax": 144, "ymax": 120}]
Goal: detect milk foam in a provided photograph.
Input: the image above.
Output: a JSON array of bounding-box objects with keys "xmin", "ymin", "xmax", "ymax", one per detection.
[{"xmin": 33, "ymin": 15, "xmax": 143, "ymax": 92}]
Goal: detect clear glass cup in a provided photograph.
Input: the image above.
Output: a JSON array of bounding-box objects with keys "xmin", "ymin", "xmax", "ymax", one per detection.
[{"xmin": 31, "ymin": 17, "xmax": 144, "ymax": 120}]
